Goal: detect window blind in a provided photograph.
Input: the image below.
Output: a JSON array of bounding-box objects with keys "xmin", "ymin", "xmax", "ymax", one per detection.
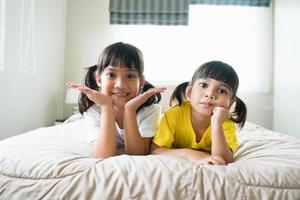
[
  {"xmin": 109, "ymin": 0, "xmax": 189, "ymax": 25},
  {"xmin": 190, "ymin": 0, "xmax": 271, "ymax": 7}
]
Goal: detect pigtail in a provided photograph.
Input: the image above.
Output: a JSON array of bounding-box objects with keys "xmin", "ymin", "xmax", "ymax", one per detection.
[
  {"xmin": 137, "ymin": 81, "xmax": 161, "ymax": 113},
  {"xmin": 169, "ymin": 82, "xmax": 189, "ymax": 106},
  {"xmin": 230, "ymin": 96, "xmax": 247, "ymax": 129},
  {"xmin": 78, "ymin": 65, "xmax": 99, "ymax": 114}
]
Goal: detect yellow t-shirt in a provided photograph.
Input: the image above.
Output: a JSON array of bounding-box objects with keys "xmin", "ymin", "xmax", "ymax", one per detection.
[{"xmin": 153, "ymin": 101, "xmax": 238, "ymax": 152}]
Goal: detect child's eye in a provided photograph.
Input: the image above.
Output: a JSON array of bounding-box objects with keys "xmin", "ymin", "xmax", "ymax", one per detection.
[
  {"xmin": 128, "ymin": 74, "xmax": 137, "ymax": 79},
  {"xmin": 106, "ymin": 72, "xmax": 115, "ymax": 78},
  {"xmin": 218, "ymin": 88, "xmax": 228, "ymax": 95},
  {"xmin": 199, "ymin": 82, "xmax": 208, "ymax": 88}
]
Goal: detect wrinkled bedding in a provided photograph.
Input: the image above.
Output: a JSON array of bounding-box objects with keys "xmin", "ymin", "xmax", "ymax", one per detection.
[{"xmin": 0, "ymin": 118, "xmax": 300, "ymax": 199}]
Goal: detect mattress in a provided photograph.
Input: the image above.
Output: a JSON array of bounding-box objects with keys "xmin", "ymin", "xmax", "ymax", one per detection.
[{"xmin": 0, "ymin": 116, "xmax": 300, "ymax": 199}]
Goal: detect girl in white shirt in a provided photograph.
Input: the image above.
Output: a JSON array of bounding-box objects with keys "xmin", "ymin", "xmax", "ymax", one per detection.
[{"xmin": 67, "ymin": 42, "xmax": 165, "ymax": 158}]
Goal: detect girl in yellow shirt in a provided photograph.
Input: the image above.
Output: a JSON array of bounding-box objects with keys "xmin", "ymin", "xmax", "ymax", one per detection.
[{"xmin": 151, "ymin": 61, "xmax": 247, "ymax": 165}]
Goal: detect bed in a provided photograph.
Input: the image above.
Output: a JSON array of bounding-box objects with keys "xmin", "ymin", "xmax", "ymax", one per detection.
[{"xmin": 0, "ymin": 114, "xmax": 300, "ymax": 199}]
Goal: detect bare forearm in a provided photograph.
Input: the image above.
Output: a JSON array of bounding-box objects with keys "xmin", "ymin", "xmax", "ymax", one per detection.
[
  {"xmin": 92, "ymin": 105, "xmax": 117, "ymax": 158},
  {"xmin": 124, "ymin": 110, "xmax": 149, "ymax": 155},
  {"xmin": 151, "ymin": 146, "xmax": 210, "ymax": 161},
  {"xmin": 211, "ymin": 124, "xmax": 233, "ymax": 163}
]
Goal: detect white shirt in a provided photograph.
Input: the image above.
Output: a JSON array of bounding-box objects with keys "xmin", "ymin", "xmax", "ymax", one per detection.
[{"xmin": 83, "ymin": 104, "xmax": 161, "ymax": 148}]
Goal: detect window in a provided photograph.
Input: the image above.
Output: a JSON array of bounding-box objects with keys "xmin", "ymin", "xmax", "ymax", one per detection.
[
  {"xmin": 0, "ymin": 0, "xmax": 6, "ymax": 71},
  {"xmin": 110, "ymin": 5, "xmax": 273, "ymax": 93}
]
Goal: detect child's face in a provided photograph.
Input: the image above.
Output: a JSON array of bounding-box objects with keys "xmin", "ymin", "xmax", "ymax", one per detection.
[
  {"xmin": 187, "ymin": 78, "xmax": 233, "ymax": 116},
  {"xmin": 96, "ymin": 64, "xmax": 144, "ymax": 108}
]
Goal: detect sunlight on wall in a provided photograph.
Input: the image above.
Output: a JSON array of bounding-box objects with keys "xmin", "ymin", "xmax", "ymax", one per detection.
[
  {"xmin": 19, "ymin": 0, "xmax": 37, "ymax": 76},
  {"xmin": 109, "ymin": 5, "xmax": 273, "ymax": 93}
]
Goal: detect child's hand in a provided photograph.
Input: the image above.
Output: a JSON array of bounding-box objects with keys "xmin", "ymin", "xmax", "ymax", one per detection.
[
  {"xmin": 194, "ymin": 155, "xmax": 226, "ymax": 165},
  {"xmin": 211, "ymin": 107, "xmax": 229, "ymax": 125},
  {"xmin": 124, "ymin": 87, "xmax": 166, "ymax": 112},
  {"xmin": 66, "ymin": 82, "xmax": 113, "ymax": 107},
  {"xmin": 184, "ymin": 149, "xmax": 226, "ymax": 165}
]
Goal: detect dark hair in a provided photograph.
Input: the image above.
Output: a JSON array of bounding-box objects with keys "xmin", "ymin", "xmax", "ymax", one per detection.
[
  {"xmin": 78, "ymin": 42, "xmax": 161, "ymax": 114},
  {"xmin": 170, "ymin": 60, "xmax": 247, "ymax": 128}
]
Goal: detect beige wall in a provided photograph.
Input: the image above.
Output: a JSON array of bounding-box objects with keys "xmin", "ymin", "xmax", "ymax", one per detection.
[
  {"xmin": 4, "ymin": 0, "xmax": 295, "ymax": 139},
  {"xmin": 273, "ymin": 0, "xmax": 300, "ymax": 137},
  {"xmin": 0, "ymin": 0, "xmax": 66, "ymax": 139}
]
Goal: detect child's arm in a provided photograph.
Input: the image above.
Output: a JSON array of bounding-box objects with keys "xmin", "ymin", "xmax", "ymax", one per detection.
[
  {"xmin": 67, "ymin": 82, "xmax": 117, "ymax": 158},
  {"xmin": 123, "ymin": 110, "xmax": 152, "ymax": 155},
  {"xmin": 91, "ymin": 104, "xmax": 117, "ymax": 158},
  {"xmin": 151, "ymin": 143, "xmax": 226, "ymax": 165},
  {"xmin": 210, "ymin": 107, "xmax": 234, "ymax": 164},
  {"xmin": 124, "ymin": 88, "xmax": 165, "ymax": 155}
]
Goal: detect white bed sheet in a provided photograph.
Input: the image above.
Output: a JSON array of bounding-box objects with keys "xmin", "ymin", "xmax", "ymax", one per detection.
[{"xmin": 0, "ymin": 116, "xmax": 300, "ymax": 199}]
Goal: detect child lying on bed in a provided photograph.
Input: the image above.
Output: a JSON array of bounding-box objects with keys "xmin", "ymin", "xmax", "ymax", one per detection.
[
  {"xmin": 67, "ymin": 42, "xmax": 165, "ymax": 158},
  {"xmin": 151, "ymin": 61, "xmax": 247, "ymax": 165}
]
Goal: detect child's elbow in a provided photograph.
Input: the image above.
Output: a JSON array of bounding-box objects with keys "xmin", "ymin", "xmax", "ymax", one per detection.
[
  {"xmin": 150, "ymin": 143, "xmax": 162, "ymax": 155},
  {"xmin": 91, "ymin": 146, "xmax": 116, "ymax": 159},
  {"xmin": 92, "ymin": 151, "xmax": 115, "ymax": 159},
  {"xmin": 224, "ymin": 156, "xmax": 234, "ymax": 165}
]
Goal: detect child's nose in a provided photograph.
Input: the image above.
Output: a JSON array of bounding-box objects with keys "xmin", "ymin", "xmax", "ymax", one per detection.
[
  {"xmin": 115, "ymin": 77, "xmax": 126, "ymax": 88},
  {"xmin": 204, "ymin": 93, "xmax": 215, "ymax": 100}
]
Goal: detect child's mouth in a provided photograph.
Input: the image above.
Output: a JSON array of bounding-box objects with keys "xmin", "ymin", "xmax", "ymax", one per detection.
[
  {"xmin": 200, "ymin": 102, "xmax": 214, "ymax": 108},
  {"xmin": 112, "ymin": 92, "xmax": 128, "ymax": 97}
]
